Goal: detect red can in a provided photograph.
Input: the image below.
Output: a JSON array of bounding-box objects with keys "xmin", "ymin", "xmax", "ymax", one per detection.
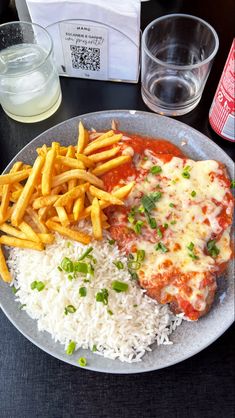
[{"xmin": 209, "ymin": 39, "xmax": 235, "ymax": 142}]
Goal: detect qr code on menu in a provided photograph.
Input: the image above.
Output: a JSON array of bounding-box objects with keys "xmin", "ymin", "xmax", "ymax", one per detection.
[{"xmin": 70, "ymin": 45, "xmax": 100, "ymax": 71}]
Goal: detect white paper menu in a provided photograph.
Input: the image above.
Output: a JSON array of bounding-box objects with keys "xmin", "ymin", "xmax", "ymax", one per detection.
[{"xmin": 24, "ymin": 0, "xmax": 141, "ymax": 82}]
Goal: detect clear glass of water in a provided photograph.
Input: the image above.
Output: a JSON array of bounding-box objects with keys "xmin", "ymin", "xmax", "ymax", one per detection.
[
  {"xmin": 141, "ymin": 14, "xmax": 219, "ymax": 116},
  {"xmin": 0, "ymin": 21, "xmax": 62, "ymax": 123}
]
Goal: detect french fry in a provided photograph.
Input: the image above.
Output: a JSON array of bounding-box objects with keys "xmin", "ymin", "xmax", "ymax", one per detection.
[
  {"xmin": 0, "ymin": 223, "xmax": 26, "ymax": 239},
  {"xmin": 89, "ymin": 185, "xmax": 124, "ymax": 205},
  {"xmin": 54, "ymin": 183, "xmax": 89, "ymax": 207},
  {"xmin": 102, "ymin": 221, "xmax": 110, "ymax": 229},
  {"xmin": 86, "ymin": 190, "xmax": 94, "ymax": 204},
  {"xmin": 56, "ymin": 156, "xmax": 85, "ymax": 170},
  {"xmin": 11, "ymin": 156, "xmax": 44, "ymax": 226},
  {"xmin": 92, "ymin": 156, "xmax": 131, "ymax": 176},
  {"xmin": 90, "ymin": 130, "xmax": 114, "ymax": 143},
  {"xmin": 0, "ymin": 162, "xmax": 23, "ymax": 221},
  {"xmin": 55, "ymin": 207, "xmax": 70, "ymax": 227},
  {"xmin": 0, "ymin": 206, "xmax": 14, "ymax": 225},
  {"xmin": 76, "ymin": 154, "xmax": 95, "ymax": 168},
  {"xmin": 111, "ymin": 181, "xmax": 135, "ymax": 199},
  {"xmin": 77, "ymin": 121, "xmax": 88, "ymax": 154},
  {"xmin": 0, "ymin": 235, "xmax": 44, "ymax": 251},
  {"xmin": 51, "ymin": 142, "xmax": 60, "ymax": 154},
  {"xmin": 73, "ymin": 194, "xmax": 85, "ymax": 221},
  {"xmin": 41, "ymin": 148, "xmax": 56, "ymax": 196},
  {"xmin": 36, "ymin": 144, "xmax": 47, "ymax": 157},
  {"xmin": 37, "ymin": 233, "xmax": 55, "ymax": 244},
  {"xmin": 11, "ymin": 189, "xmax": 22, "ymax": 201},
  {"xmin": 83, "ymin": 134, "xmax": 122, "ymax": 155},
  {"xmin": 0, "ymin": 245, "xmax": 11, "ymax": 283},
  {"xmin": 32, "ymin": 195, "xmax": 59, "ymax": 210},
  {"xmin": 38, "ymin": 207, "xmax": 49, "ymax": 222},
  {"xmin": 26, "ymin": 207, "xmax": 48, "ymax": 233},
  {"xmin": 46, "ymin": 220, "xmax": 91, "ymax": 244},
  {"xmin": 51, "ymin": 169, "xmax": 104, "ymax": 189},
  {"xmin": 0, "ymin": 168, "xmax": 31, "ymax": 186},
  {"xmin": 18, "ymin": 221, "xmax": 42, "ymax": 243},
  {"xmin": 89, "ymin": 146, "xmax": 120, "ymax": 163},
  {"xmin": 91, "ymin": 197, "xmax": 102, "ymax": 240}
]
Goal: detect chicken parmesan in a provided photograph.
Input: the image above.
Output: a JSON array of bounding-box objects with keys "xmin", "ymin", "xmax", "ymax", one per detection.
[{"xmin": 103, "ymin": 134, "xmax": 234, "ymax": 320}]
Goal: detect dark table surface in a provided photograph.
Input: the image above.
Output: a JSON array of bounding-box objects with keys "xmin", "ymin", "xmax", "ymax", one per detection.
[{"xmin": 0, "ymin": 1, "xmax": 234, "ymax": 418}]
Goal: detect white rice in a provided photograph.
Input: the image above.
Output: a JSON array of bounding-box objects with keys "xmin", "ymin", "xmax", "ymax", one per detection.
[{"xmin": 7, "ymin": 233, "xmax": 182, "ymax": 363}]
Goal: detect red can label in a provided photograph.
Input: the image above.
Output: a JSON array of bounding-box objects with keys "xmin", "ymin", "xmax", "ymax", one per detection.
[{"xmin": 209, "ymin": 39, "xmax": 235, "ymax": 142}]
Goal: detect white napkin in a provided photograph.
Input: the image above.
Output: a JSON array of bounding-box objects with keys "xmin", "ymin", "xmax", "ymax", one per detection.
[{"xmin": 25, "ymin": 0, "xmax": 141, "ymax": 82}]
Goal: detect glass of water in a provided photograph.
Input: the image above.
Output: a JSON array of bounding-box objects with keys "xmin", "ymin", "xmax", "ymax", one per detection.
[
  {"xmin": 0, "ymin": 21, "xmax": 62, "ymax": 123},
  {"xmin": 141, "ymin": 14, "xmax": 219, "ymax": 116}
]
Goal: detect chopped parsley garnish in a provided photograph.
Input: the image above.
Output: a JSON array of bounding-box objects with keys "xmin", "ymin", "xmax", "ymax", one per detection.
[
  {"xmin": 66, "ymin": 341, "xmax": 76, "ymax": 355},
  {"xmin": 78, "ymin": 357, "xmax": 87, "ymax": 367},
  {"xmin": 170, "ymin": 220, "xmax": 177, "ymax": 225},
  {"xmin": 187, "ymin": 242, "xmax": 194, "ymax": 251},
  {"xmin": 129, "ymin": 270, "xmax": 139, "ymax": 281},
  {"xmin": 143, "ymin": 156, "xmax": 148, "ymax": 161},
  {"xmin": 134, "ymin": 220, "xmax": 144, "ymax": 234},
  {"xmin": 12, "ymin": 286, "xmax": 19, "ymax": 294},
  {"xmin": 145, "ymin": 213, "xmax": 157, "ymax": 229},
  {"xmin": 138, "ymin": 205, "xmax": 145, "ymax": 213},
  {"xmin": 150, "ymin": 165, "xmax": 162, "ymax": 175},
  {"xmin": 127, "ymin": 261, "xmax": 141, "ymax": 270},
  {"xmin": 207, "ymin": 240, "xmax": 220, "ymax": 257},
  {"xmin": 61, "ymin": 257, "xmax": 74, "ymax": 273},
  {"xmin": 187, "ymin": 242, "xmax": 199, "ymax": 260},
  {"xmin": 163, "ymin": 223, "xmax": 168, "ymax": 229},
  {"xmin": 137, "ymin": 249, "xmax": 145, "ymax": 262},
  {"xmin": 157, "ymin": 228, "xmax": 163, "ymax": 238},
  {"xmin": 141, "ymin": 192, "xmax": 162, "ymax": 213},
  {"xmin": 78, "ymin": 247, "xmax": 93, "ymax": 261},
  {"xmin": 169, "ymin": 203, "xmax": 175, "ymax": 208},
  {"xmin": 155, "ymin": 242, "xmax": 168, "ymax": 253},
  {"xmin": 112, "ymin": 281, "xmax": 129, "ymax": 292},
  {"xmin": 67, "ymin": 242, "xmax": 72, "ymax": 248},
  {"xmin": 191, "ymin": 190, "xmax": 196, "ymax": 197},
  {"xmin": 108, "ymin": 239, "xmax": 115, "ymax": 245},
  {"xmin": 96, "ymin": 288, "xmax": 109, "ymax": 305},
  {"xmin": 107, "ymin": 309, "xmax": 113, "ymax": 315},
  {"xmin": 19, "ymin": 304, "xmax": 26, "ymax": 310},
  {"xmin": 79, "ymin": 287, "xmax": 87, "ymax": 297},
  {"xmin": 30, "ymin": 281, "xmax": 45, "ymax": 291},
  {"xmin": 57, "ymin": 266, "xmax": 63, "ymax": 272},
  {"xmin": 113, "ymin": 260, "xmax": 124, "ymax": 270},
  {"xmin": 133, "ymin": 304, "xmax": 138, "ymax": 308},
  {"xmin": 92, "ymin": 344, "xmax": 97, "ymax": 352},
  {"xmin": 64, "ymin": 305, "xmax": 76, "ymax": 315},
  {"xmin": 230, "ymin": 180, "xmax": 235, "ymax": 188},
  {"xmin": 182, "ymin": 165, "xmax": 191, "ymax": 179},
  {"xmin": 68, "ymin": 274, "xmax": 73, "ymax": 281}
]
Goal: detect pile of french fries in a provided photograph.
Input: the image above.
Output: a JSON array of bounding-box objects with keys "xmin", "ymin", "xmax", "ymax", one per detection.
[{"xmin": 0, "ymin": 122, "xmax": 135, "ymax": 283}]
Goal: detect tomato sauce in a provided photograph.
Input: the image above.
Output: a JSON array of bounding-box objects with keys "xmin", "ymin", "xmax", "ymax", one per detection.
[{"xmin": 102, "ymin": 133, "xmax": 184, "ymax": 190}]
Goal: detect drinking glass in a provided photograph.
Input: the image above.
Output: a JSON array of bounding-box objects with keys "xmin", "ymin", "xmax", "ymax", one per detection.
[
  {"xmin": 0, "ymin": 21, "xmax": 62, "ymax": 123},
  {"xmin": 141, "ymin": 14, "xmax": 219, "ymax": 116}
]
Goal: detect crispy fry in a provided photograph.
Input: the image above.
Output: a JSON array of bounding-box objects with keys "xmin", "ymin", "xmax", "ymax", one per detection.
[
  {"xmin": 46, "ymin": 220, "xmax": 91, "ymax": 244},
  {"xmin": 90, "ymin": 130, "xmax": 114, "ymax": 143},
  {"xmin": 0, "ymin": 162, "xmax": 23, "ymax": 221},
  {"xmin": 0, "ymin": 245, "xmax": 11, "ymax": 282},
  {"xmin": 66, "ymin": 178, "xmax": 77, "ymax": 214},
  {"xmin": 0, "ymin": 169, "xmax": 31, "ymax": 186},
  {"xmin": 18, "ymin": 221, "xmax": 42, "ymax": 243},
  {"xmin": 91, "ymin": 197, "xmax": 102, "ymax": 240},
  {"xmin": 56, "ymin": 156, "xmax": 85, "ymax": 170},
  {"xmin": 83, "ymin": 134, "xmax": 122, "ymax": 155},
  {"xmin": 51, "ymin": 142, "xmax": 60, "ymax": 154},
  {"xmin": 92, "ymin": 156, "xmax": 131, "ymax": 176},
  {"xmin": 11, "ymin": 156, "xmax": 44, "ymax": 226},
  {"xmin": 0, "ymin": 235, "xmax": 44, "ymax": 251},
  {"xmin": 26, "ymin": 207, "xmax": 48, "ymax": 233},
  {"xmin": 11, "ymin": 189, "xmax": 22, "ymax": 201},
  {"xmin": 0, "ymin": 207, "xmax": 14, "ymax": 225},
  {"xmin": 12, "ymin": 182, "xmax": 24, "ymax": 191},
  {"xmin": 54, "ymin": 183, "xmax": 89, "ymax": 207},
  {"xmin": 37, "ymin": 233, "xmax": 55, "ymax": 244},
  {"xmin": 55, "ymin": 207, "xmax": 70, "ymax": 227},
  {"xmin": 86, "ymin": 190, "xmax": 94, "ymax": 204},
  {"xmin": 73, "ymin": 194, "xmax": 85, "ymax": 221},
  {"xmin": 76, "ymin": 154, "xmax": 95, "ymax": 168},
  {"xmin": 89, "ymin": 185, "xmax": 124, "ymax": 205},
  {"xmin": 102, "ymin": 221, "xmax": 110, "ymax": 229},
  {"xmin": 32, "ymin": 195, "xmax": 59, "ymax": 210},
  {"xmin": 111, "ymin": 181, "xmax": 135, "ymax": 199},
  {"xmin": 38, "ymin": 207, "xmax": 49, "ymax": 221},
  {"xmin": 0, "ymin": 223, "xmax": 26, "ymax": 239},
  {"xmin": 89, "ymin": 146, "xmax": 120, "ymax": 163},
  {"xmin": 42, "ymin": 148, "xmax": 56, "ymax": 196},
  {"xmin": 51, "ymin": 169, "xmax": 104, "ymax": 189},
  {"xmin": 77, "ymin": 121, "xmax": 88, "ymax": 154},
  {"xmin": 36, "ymin": 144, "xmax": 47, "ymax": 157}
]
